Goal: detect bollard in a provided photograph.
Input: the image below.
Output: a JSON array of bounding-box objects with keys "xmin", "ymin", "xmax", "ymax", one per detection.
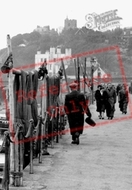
[{"xmin": 14, "ymin": 172, "xmax": 23, "ymax": 187}]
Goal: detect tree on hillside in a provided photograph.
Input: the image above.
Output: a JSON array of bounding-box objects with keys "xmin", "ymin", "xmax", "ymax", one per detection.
[
  {"xmin": 23, "ymin": 31, "xmax": 41, "ymax": 43},
  {"xmin": 12, "ymin": 34, "xmax": 23, "ymax": 46}
]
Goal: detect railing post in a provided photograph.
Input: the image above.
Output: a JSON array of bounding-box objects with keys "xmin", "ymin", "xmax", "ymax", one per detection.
[
  {"xmin": 50, "ymin": 109, "xmax": 55, "ymax": 148},
  {"xmin": 2, "ymin": 131, "xmax": 12, "ymax": 190},
  {"xmin": 29, "ymin": 120, "xmax": 34, "ymax": 174},
  {"xmin": 25, "ymin": 119, "xmax": 34, "ymax": 174},
  {"xmin": 55, "ymin": 107, "xmax": 59, "ymax": 143},
  {"xmin": 38, "ymin": 116, "xmax": 42, "ymax": 163},
  {"xmin": 18, "ymin": 125, "xmax": 24, "ymax": 186}
]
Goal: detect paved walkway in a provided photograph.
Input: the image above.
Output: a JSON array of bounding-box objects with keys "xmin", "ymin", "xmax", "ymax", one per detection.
[{"xmin": 7, "ymin": 95, "xmax": 132, "ymax": 189}]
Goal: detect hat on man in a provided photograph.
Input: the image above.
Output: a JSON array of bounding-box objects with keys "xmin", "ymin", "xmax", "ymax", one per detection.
[{"xmin": 69, "ymin": 82, "xmax": 78, "ymax": 89}]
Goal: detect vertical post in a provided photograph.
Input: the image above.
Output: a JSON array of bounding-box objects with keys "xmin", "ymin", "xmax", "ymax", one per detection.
[
  {"xmin": 55, "ymin": 107, "xmax": 59, "ymax": 143},
  {"xmin": 2, "ymin": 131, "xmax": 11, "ymax": 190},
  {"xmin": 29, "ymin": 120, "xmax": 34, "ymax": 174},
  {"xmin": 18, "ymin": 125, "xmax": 24, "ymax": 186},
  {"xmin": 74, "ymin": 58, "xmax": 77, "ymax": 81},
  {"xmin": 61, "ymin": 59, "xmax": 70, "ymax": 93},
  {"xmin": 41, "ymin": 61, "xmax": 49, "ymax": 156},
  {"xmin": 84, "ymin": 58, "xmax": 86, "ymax": 93},
  {"xmin": 50, "ymin": 109, "xmax": 54, "ymax": 148},
  {"xmin": 77, "ymin": 57, "xmax": 80, "ymax": 92},
  {"xmin": 38, "ymin": 116, "xmax": 42, "ymax": 163},
  {"xmin": 91, "ymin": 65, "xmax": 94, "ymax": 104},
  {"xmin": 6, "ymin": 34, "xmax": 15, "ymax": 185},
  {"xmin": 97, "ymin": 66, "xmax": 101, "ymax": 85}
]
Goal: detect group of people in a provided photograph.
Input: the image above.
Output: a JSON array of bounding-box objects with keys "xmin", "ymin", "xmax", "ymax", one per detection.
[
  {"xmin": 64, "ymin": 81, "xmax": 130, "ymax": 145},
  {"xmin": 95, "ymin": 83, "xmax": 129, "ymax": 120}
]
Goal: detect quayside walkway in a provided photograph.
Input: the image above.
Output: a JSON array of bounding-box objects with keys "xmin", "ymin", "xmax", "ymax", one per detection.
[{"xmin": 8, "ymin": 95, "xmax": 132, "ymax": 190}]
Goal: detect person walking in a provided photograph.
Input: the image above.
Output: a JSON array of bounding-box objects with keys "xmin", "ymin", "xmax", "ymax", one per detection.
[
  {"xmin": 64, "ymin": 82, "xmax": 92, "ymax": 145},
  {"xmin": 118, "ymin": 84, "xmax": 129, "ymax": 114},
  {"xmin": 95, "ymin": 85, "xmax": 105, "ymax": 119},
  {"xmin": 103, "ymin": 83, "xmax": 117, "ymax": 119}
]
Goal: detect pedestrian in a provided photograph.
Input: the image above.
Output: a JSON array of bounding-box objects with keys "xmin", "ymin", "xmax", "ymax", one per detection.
[
  {"xmin": 103, "ymin": 83, "xmax": 117, "ymax": 119},
  {"xmin": 118, "ymin": 84, "xmax": 129, "ymax": 114},
  {"xmin": 64, "ymin": 82, "xmax": 92, "ymax": 145},
  {"xmin": 116, "ymin": 83, "xmax": 122, "ymax": 96},
  {"xmin": 95, "ymin": 85, "xmax": 105, "ymax": 119}
]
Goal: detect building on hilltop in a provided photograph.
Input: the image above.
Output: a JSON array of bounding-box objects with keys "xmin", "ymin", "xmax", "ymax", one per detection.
[
  {"xmin": 35, "ymin": 47, "xmax": 72, "ymax": 74},
  {"xmin": 64, "ymin": 17, "xmax": 77, "ymax": 30},
  {"xmin": 34, "ymin": 25, "xmax": 50, "ymax": 34},
  {"xmin": 120, "ymin": 27, "xmax": 132, "ymax": 47},
  {"xmin": 56, "ymin": 26, "xmax": 64, "ymax": 34}
]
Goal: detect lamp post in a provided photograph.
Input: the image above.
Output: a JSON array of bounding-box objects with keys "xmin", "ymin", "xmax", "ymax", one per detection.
[
  {"xmin": 90, "ymin": 57, "xmax": 96, "ymax": 104},
  {"xmin": 97, "ymin": 63, "xmax": 101, "ymax": 85}
]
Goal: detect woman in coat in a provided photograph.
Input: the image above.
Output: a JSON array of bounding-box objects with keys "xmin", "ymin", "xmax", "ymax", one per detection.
[
  {"xmin": 95, "ymin": 85, "xmax": 105, "ymax": 119},
  {"xmin": 103, "ymin": 83, "xmax": 116, "ymax": 119},
  {"xmin": 118, "ymin": 84, "xmax": 129, "ymax": 114}
]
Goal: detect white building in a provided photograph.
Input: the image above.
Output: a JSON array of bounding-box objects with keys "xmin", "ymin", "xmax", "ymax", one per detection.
[
  {"xmin": 35, "ymin": 47, "xmax": 72, "ymax": 74},
  {"xmin": 34, "ymin": 25, "xmax": 50, "ymax": 34}
]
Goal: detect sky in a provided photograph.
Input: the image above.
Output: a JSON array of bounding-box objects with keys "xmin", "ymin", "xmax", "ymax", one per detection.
[{"xmin": 0, "ymin": 0, "xmax": 131, "ymax": 50}]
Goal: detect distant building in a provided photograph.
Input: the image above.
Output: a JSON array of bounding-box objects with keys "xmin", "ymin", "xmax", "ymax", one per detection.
[
  {"xmin": 122, "ymin": 27, "xmax": 132, "ymax": 38},
  {"xmin": 120, "ymin": 27, "xmax": 132, "ymax": 47},
  {"xmin": 64, "ymin": 17, "xmax": 77, "ymax": 30},
  {"xmin": 35, "ymin": 47, "xmax": 72, "ymax": 74},
  {"xmin": 56, "ymin": 26, "xmax": 64, "ymax": 34},
  {"xmin": 34, "ymin": 25, "xmax": 50, "ymax": 34}
]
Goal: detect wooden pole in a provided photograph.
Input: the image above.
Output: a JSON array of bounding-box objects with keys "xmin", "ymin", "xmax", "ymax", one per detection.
[
  {"xmin": 55, "ymin": 107, "xmax": 59, "ymax": 143},
  {"xmin": 38, "ymin": 116, "xmax": 42, "ymax": 163},
  {"xmin": 74, "ymin": 58, "xmax": 77, "ymax": 81},
  {"xmin": 29, "ymin": 120, "xmax": 34, "ymax": 174},
  {"xmin": 84, "ymin": 58, "xmax": 86, "ymax": 93},
  {"xmin": 18, "ymin": 125, "xmax": 24, "ymax": 186},
  {"xmin": 41, "ymin": 63, "xmax": 49, "ymax": 156},
  {"xmin": 77, "ymin": 57, "xmax": 80, "ymax": 92},
  {"xmin": 2, "ymin": 131, "xmax": 11, "ymax": 190},
  {"xmin": 50, "ymin": 109, "xmax": 54, "ymax": 148},
  {"xmin": 61, "ymin": 59, "xmax": 70, "ymax": 93},
  {"xmin": 6, "ymin": 34, "xmax": 16, "ymax": 185},
  {"xmin": 91, "ymin": 65, "xmax": 94, "ymax": 104}
]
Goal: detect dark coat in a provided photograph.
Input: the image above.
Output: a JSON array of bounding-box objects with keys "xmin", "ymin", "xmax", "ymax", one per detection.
[
  {"xmin": 64, "ymin": 90, "xmax": 91, "ymax": 135},
  {"xmin": 103, "ymin": 88, "xmax": 116, "ymax": 117},
  {"xmin": 95, "ymin": 89, "xmax": 105, "ymax": 112},
  {"xmin": 118, "ymin": 89, "xmax": 129, "ymax": 113},
  {"xmin": 118, "ymin": 89, "xmax": 129, "ymax": 103}
]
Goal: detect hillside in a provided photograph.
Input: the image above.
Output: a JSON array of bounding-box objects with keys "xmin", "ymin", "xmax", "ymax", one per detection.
[{"xmin": 0, "ymin": 27, "xmax": 132, "ymax": 79}]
